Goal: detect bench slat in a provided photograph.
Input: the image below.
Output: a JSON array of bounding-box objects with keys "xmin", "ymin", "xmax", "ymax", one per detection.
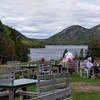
[
  {"xmin": 40, "ymin": 83, "xmax": 68, "ymax": 93},
  {"xmin": 29, "ymin": 88, "xmax": 71, "ymax": 100},
  {"xmin": 0, "ymin": 70, "xmax": 9, "ymax": 74},
  {"xmin": 0, "ymin": 75, "xmax": 9, "ymax": 78},
  {"xmin": 40, "ymin": 78, "xmax": 68, "ymax": 86}
]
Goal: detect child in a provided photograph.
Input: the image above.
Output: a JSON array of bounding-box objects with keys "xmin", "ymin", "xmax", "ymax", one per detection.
[{"xmin": 94, "ymin": 60, "xmax": 99, "ymax": 78}]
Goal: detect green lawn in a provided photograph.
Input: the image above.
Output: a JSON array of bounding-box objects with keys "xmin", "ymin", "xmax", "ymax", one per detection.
[
  {"xmin": 70, "ymin": 74, "xmax": 100, "ymax": 100},
  {"xmin": 72, "ymin": 90, "xmax": 100, "ymax": 100},
  {"xmin": 70, "ymin": 74, "xmax": 100, "ymax": 84}
]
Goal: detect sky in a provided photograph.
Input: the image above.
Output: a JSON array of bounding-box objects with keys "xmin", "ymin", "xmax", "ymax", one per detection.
[{"xmin": 0, "ymin": 0, "xmax": 100, "ymax": 39}]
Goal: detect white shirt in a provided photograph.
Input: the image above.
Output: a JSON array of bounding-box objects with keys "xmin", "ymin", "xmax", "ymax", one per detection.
[{"xmin": 64, "ymin": 51, "xmax": 74, "ymax": 61}]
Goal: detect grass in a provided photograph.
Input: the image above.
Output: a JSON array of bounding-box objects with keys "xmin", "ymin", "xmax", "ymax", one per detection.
[
  {"xmin": 70, "ymin": 74, "xmax": 100, "ymax": 84},
  {"xmin": 70, "ymin": 74, "xmax": 100, "ymax": 100},
  {"xmin": 72, "ymin": 90, "xmax": 100, "ymax": 100}
]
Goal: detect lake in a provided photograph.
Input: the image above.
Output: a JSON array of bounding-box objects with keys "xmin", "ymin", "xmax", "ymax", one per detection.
[{"xmin": 29, "ymin": 45, "xmax": 88, "ymax": 61}]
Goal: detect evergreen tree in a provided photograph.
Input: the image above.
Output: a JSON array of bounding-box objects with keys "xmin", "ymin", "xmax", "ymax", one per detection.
[{"xmin": 88, "ymin": 38, "xmax": 100, "ymax": 59}]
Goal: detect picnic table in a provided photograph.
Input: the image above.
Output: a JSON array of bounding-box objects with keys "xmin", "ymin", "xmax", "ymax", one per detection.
[
  {"xmin": 0, "ymin": 78, "xmax": 37, "ymax": 100},
  {"xmin": 21, "ymin": 64, "xmax": 37, "ymax": 68},
  {"xmin": 20, "ymin": 64, "xmax": 38, "ymax": 78},
  {"xmin": 52, "ymin": 64, "xmax": 62, "ymax": 73}
]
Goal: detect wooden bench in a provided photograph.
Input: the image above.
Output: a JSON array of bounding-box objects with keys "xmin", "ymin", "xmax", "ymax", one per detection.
[
  {"xmin": 38, "ymin": 61, "xmax": 52, "ymax": 75},
  {"xmin": 19, "ymin": 73, "xmax": 72, "ymax": 100},
  {"xmin": 62, "ymin": 61, "xmax": 78, "ymax": 75},
  {"xmin": 0, "ymin": 68, "xmax": 15, "ymax": 100},
  {"xmin": 80, "ymin": 60, "xmax": 89, "ymax": 78},
  {"xmin": 0, "ymin": 61, "xmax": 20, "ymax": 100}
]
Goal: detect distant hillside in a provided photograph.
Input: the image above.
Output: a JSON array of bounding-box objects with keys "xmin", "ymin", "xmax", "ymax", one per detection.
[
  {"xmin": 0, "ymin": 20, "xmax": 45, "ymax": 63},
  {"xmin": 0, "ymin": 20, "xmax": 45, "ymax": 48},
  {"xmin": 44, "ymin": 25, "xmax": 100, "ymax": 45}
]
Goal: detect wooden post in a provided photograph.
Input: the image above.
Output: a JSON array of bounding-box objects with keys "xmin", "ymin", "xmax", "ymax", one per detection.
[{"xmin": 9, "ymin": 88, "xmax": 14, "ymax": 100}]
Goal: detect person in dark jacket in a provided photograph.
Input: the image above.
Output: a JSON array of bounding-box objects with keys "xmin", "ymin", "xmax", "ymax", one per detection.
[{"xmin": 85, "ymin": 51, "xmax": 94, "ymax": 63}]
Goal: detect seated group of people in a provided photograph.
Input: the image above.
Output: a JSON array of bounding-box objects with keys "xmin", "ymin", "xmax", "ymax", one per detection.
[
  {"xmin": 60, "ymin": 49, "xmax": 100, "ymax": 78},
  {"xmin": 40, "ymin": 49, "xmax": 100, "ymax": 78}
]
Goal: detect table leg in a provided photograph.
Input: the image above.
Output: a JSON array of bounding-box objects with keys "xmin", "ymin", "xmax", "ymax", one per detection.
[
  {"xmin": 59, "ymin": 65, "xmax": 62, "ymax": 73},
  {"xmin": 22, "ymin": 87, "xmax": 27, "ymax": 99},
  {"xmin": 9, "ymin": 88, "xmax": 14, "ymax": 100}
]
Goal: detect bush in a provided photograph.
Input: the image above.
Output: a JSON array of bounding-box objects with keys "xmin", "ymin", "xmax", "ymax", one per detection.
[{"xmin": 88, "ymin": 38, "xmax": 100, "ymax": 59}]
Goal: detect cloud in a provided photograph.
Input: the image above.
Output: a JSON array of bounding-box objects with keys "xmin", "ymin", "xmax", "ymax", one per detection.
[{"xmin": 0, "ymin": 0, "xmax": 100, "ymax": 38}]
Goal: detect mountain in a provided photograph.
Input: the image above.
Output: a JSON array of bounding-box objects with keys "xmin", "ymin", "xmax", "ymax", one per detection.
[
  {"xmin": 0, "ymin": 20, "xmax": 45, "ymax": 63},
  {"xmin": 44, "ymin": 25, "xmax": 100, "ymax": 45},
  {"xmin": 0, "ymin": 20, "xmax": 45, "ymax": 48}
]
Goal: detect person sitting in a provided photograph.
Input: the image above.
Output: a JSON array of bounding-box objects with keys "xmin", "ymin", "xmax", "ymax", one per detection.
[
  {"xmin": 60, "ymin": 49, "xmax": 74, "ymax": 74},
  {"xmin": 85, "ymin": 51, "xmax": 94, "ymax": 63},
  {"xmin": 94, "ymin": 60, "xmax": 99, "ymax": 78},
  {"xmin": 64, "ymin": 50, "xmax": 74, "ymax": 61},
  {"xmin": 67, "ymin": 58, "xmax": 75, "ymax": 75},
  {"xmin": 61, "ymin": 49, "xmax": 74, "ymax": 67},
  {"xmin": 86, "ymin": 57, "xmax": 93, "ymax": 78},
  {"xmin": 60, "ymin": 49, "xmax": 68, "ymax": 67}
]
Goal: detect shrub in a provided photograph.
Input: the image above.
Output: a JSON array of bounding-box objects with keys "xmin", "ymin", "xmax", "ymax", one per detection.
[{"xmin": 88, "ymin": 38, "xmax": 100, "ymax": 59}]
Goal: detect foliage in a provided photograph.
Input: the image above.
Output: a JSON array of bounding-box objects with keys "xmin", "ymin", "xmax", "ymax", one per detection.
[
  {"xmin": 0, "ymin": 20, "xmax": 45, "ymax": 63},
  {"xmin": 88, "ymin": 38, "xmax": 100, "ymax": 59},
  {"xmin": 0, "ymin": 23, "xmax": 29, "ymax": 63}
]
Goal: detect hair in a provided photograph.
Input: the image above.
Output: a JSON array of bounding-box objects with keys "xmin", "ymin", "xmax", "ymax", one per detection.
[
  {"xmin": 63, "ymin": 49, "xmax": 68, "ymax": 57},
  {"xmin": 87, "ymin": 50, "xmax": 92, "ymax": 55}
]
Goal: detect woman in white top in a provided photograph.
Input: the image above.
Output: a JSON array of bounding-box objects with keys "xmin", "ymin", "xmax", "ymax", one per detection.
[
  {"xmin": 60, "ymin": 50, "xmax": 74, "ymax": 67},
  {"xmin": 64, "ymin": 51, "xmax": 74, "ymax": 61}
]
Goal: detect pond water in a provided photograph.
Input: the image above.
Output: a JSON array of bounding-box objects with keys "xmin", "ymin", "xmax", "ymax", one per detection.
[{"xmin": 29, "ymin": 45, "xmax": 88, "ymax": 61}]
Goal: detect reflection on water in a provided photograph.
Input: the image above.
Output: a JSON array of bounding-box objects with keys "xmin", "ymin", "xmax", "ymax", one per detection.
[{"xmin": 30, "ymin": 45, "xmax": 88, "ymax": 61}]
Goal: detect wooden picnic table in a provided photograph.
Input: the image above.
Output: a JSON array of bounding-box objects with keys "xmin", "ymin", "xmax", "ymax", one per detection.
[
  {"xmin": 21, "ymin": 64, "xmax": 37, "ymax": 68},
  {"xmin": 0, "ymin": 78, "xmax": 37, "ymax": 100},
  {"xmin": 20, "ymin": 64, "xmax": 38, "ymax": 78},
  {"xmin": 52, "ymin": 64, "xmax": 62, "ymax": 73}
]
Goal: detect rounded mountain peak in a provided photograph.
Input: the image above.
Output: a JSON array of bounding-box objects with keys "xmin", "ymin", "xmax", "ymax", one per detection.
[
  {"xmin": 60, "ymin": 25, "xmax": 87, "ymax": 35},
  {"xmin": 66, "ymin": 25, "xmax": 87, "ymax": 30}
]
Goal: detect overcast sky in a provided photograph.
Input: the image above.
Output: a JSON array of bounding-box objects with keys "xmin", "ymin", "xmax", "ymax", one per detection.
[{"xmin": 0, "ymin": 0, "xmax": 100, "ymax": 39}]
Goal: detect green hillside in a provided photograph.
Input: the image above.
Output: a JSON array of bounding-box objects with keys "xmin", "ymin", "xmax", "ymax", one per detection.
[
  {"xmin": 44, "ymin": 25, "xmax": 100, "ymax": 45},
  {"xmin": 0, "ymin": 20, "xmax": 45, "ymax": 63}
]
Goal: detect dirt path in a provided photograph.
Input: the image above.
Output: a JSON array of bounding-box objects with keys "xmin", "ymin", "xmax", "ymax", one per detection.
[{"xmin": 70, "ymin": 82, "xmax": 100, "ymax": 92}]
